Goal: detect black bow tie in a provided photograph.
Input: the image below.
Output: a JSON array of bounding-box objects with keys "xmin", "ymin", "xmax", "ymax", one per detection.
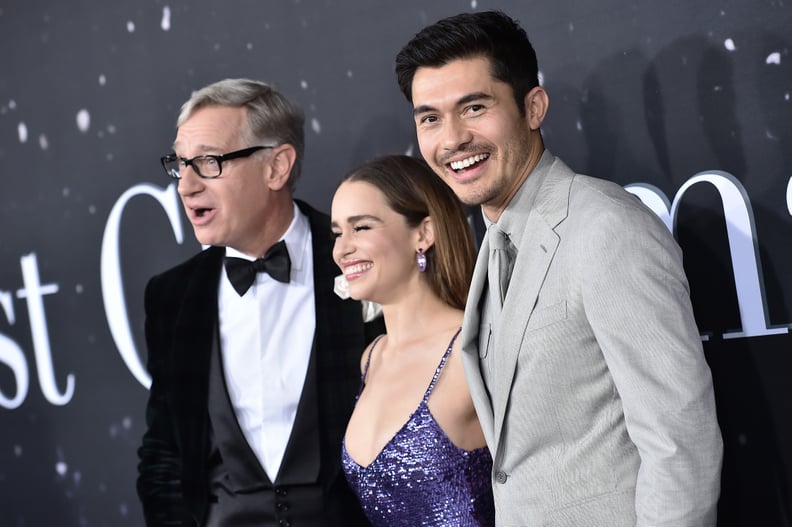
[{"xmin": 224, "ymin": 240, "xmax": 291, "ymax": 295}]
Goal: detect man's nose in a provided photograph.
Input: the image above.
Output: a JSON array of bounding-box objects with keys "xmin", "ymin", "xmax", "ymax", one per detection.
[
  {"xmin": 176, "ymin": 165, "xmax": 204, "ymax": 196},
  {"xmin": 441, "ymin": 117, "xmax": 473, "ymax": 151}
]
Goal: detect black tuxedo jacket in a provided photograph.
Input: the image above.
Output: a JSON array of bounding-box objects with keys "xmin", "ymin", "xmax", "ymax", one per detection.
[{"xmin": 136, "ymin": 200, "xmax": 372, "ymax": 526}]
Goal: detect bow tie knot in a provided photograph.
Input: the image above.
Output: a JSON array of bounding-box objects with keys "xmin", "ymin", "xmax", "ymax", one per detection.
[{"xmin": 224, "ymin": 240, "xmax": 291, "ymax": 296}]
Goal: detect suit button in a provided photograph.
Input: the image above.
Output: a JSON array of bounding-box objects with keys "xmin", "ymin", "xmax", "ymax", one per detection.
[
  {"xmin": 494, "ymin": 470, "xmax": 508, "ymax": 484},
  {"xmin": 275, "ymin": 487, "xmax": 288, "ymax": 497},
  {"xmin": 279, "ymin": 520, "xmax": 291, "ymax": 527},
  {"xmin": 276, "ymin": 502, "xmax": 289, "ymax": 511}
]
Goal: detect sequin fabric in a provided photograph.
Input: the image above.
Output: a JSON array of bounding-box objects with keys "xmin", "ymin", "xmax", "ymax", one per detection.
[{"xmin": 342, "ymin": 330, "xmax": 495, "ymax": 526}]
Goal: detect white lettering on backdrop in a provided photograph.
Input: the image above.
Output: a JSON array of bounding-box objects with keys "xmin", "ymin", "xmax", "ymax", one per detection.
[
  {"xmin": 626, "ymin": 171, "xmax": 788, "ymax": 340},
  {"xmin": 100, "ymin": 183, "xmax": 184, "ymax": 389},
  {"xmin": 0, "ymin": 254, "xmax": 72, "ymax": 408}
]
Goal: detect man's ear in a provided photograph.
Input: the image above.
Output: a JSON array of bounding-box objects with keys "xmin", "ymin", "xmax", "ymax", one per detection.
[
  {"xmin": 524, "ymin": 86, "xmax": 549, "ymax": 131},
  {"xmin": 416, "ymin": 216, "xmax": 436, "ymax": 250},
  {"xmin": 266, "ymin": 144, "xmax": 297, "ymax": 191}
]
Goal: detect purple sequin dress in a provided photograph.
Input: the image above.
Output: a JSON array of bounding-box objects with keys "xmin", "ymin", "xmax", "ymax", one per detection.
[{"xmin": 342, "ymin": 329, "xmax": 495, "ymax": 527}]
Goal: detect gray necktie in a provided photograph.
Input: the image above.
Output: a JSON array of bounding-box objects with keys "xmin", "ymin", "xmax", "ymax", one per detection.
[{"xmin": 487, "ymin": 225, "xmax": 515, "ymax": 311}]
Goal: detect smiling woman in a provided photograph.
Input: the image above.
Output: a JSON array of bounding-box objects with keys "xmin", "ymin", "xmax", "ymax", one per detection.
[{"xmin": 330, "ymin": 155, "xmax": 493, "ymax": 526}]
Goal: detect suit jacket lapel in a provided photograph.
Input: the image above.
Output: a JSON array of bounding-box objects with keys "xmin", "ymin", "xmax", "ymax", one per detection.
[
  {"xmin": 491, "ymin": 221, "xmax": 558, "ymax": 443},
  {"xmin": 461, "ymin": 234, "xmax": 496, "ymax": 446},
  {"xmin": 297, "ymin": 199, "xmax": 364, "ymax": 488},
  {"xmin": 490, "ymin": 162, "xmax": 573, "ymax": 446},
  {"xmin": 171, "ymin": 246, "xmax": 224, "ymax": 493}
]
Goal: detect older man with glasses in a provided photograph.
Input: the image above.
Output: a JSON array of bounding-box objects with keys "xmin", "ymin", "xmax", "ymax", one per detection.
[{"xmin": 137, "ymin": 78, "xmax": 377, "ymax": 527}]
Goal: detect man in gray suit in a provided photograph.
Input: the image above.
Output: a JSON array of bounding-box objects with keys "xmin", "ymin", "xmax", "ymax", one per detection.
[{"xmin": 395, "ymin": 10, "xmax": 722, "ymax": 527}]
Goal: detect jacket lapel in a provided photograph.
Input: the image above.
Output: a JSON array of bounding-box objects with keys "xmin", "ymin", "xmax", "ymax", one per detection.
[
  {"xmin": 297, "ymin": 199, "xmax": 366, "ymax": 488},
  {"xmin": 461, "ymin": 233, "xmax": 496, "ymax": 446},
  {"xmin": 170, "ymin": 247, "xmax": 224, "ymax": 495},
  {"xmin": 490, "ymin": 162, "xmax": 573, "ymax": 446}
]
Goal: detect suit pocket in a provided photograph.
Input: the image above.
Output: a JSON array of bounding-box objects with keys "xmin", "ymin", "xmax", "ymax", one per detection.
[{"xmin": 526, "ymin": 300, "xmax": 567, "ymax": 332}]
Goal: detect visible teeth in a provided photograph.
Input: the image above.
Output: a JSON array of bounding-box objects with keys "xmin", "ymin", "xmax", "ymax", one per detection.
[
  {"xmin": 450, "ymin": 154, "xmax": 488, "ymax": 171},
  {"xmin": 345, "ymin": 262, "xmax": 373, "ymax": 275}
]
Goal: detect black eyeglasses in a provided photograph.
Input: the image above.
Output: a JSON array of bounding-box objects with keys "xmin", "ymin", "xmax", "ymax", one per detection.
[{"xmin": 161, "ymin": 145, "xmax": 276, "ymax": 180}]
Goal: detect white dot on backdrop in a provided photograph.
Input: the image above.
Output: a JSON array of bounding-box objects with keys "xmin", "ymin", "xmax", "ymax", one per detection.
[
  {"xmin": 766, "ymin": 52, "xmax": 781, "ymax": 65},
  {"xmin": 88, "ymin": 205, "xmax": 96, "ymax": 214},
  {"xmin": 471, "ymin": 0, "xmax": 477, "ymax": 8},
  {"xmin": 161, "ymin": 6, "xmax": 171, "ymax": 31},
  {"xmin": 120, "ymin": 503, "xmax": 129, "ymax": 516},
  {"xmin": 724, "ymin": 38, "xmax": 736, "ymax": 51},
  {"xmin": 300, "ymin": 80, "xmax": 308, "ymax": 90},
  {"xmin": 127, "ymin": 20, "xmax": 135, "ymax": 33},
  {"xmin": 346, "ymin": 70, "xmax": 353, "ymax": 78},
  {"xmin": 63, "ymin": 187, "xmax": 71, "ymax": 197},
  {"xmin": 9, "ymin": 99, "xmax": 16, "ymax": 109},
  {"xmin": 123, "ymin": 416, "xmax": 132, "ymax": 429},
  {"xmin": 39, "ymin": 134, "xmax": 49, "ymax": 150},
  {"xmin": 246, "ymin": 42, "xmax": 253, "ymax": 50},
  {"xmin": 55, "ymin": 461, "xmax": 68, "ymax": 476},
  {"xmin": 76, "ymin": 109, "xmax": 91, "ymax": 132},
  {"xmin": 75, "ymin": 284, "xmax": 84, "ymax": 294},
  {"xmin": 18, "ymin": 122, "xmax": 28, "ymax": 143},
  {"xmin": 14, "ymin": 445, "xmax": 22, "ymax": 457},
  {"xmin": 107, "ymin": 124, "xmax": 116, "ymax": 134},
  {"xmin": 99, "ymin": 74, "xmax": 106, "ymax": 86},
  {"xmin": 311, "ymin": 118, "xmax": 321, "ymax": 134}
]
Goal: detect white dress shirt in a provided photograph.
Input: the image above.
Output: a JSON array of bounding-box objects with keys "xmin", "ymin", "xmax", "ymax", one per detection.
[{"xmin": 217, "ymin": 202, "xmax": 316, "ymax": 482}]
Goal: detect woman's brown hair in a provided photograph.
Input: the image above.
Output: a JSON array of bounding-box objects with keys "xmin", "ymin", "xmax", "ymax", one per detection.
[{"xmin": 341, "ymin": 155, "xmax": 476, "ymax": 310}]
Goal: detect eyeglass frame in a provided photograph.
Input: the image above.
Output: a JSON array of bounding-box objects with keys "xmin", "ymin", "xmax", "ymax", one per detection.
[{"xmin": 160, "ymin": 145, "xmax": 277, "ymax": 180}]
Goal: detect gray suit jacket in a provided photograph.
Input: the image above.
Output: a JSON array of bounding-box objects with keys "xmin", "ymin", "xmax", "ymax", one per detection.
[{"xmin": 462, "ymin": 152, "xmax": 722, "ymax": 527}]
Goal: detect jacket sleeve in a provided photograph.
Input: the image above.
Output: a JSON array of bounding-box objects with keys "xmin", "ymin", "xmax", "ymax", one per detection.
[
  {"xmin": 581, "ymin": 196, "xmax": 723, "ymax": 526},
  {"xmin": 136, "ymin": 275, "xmax": 191, "ymax": 527}
]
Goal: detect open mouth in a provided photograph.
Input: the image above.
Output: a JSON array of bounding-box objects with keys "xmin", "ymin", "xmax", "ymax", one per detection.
[
  {"xmin": 449, "ymin": 153, "xmax": 489, "ymax": 173},
  {"xmin": 344, "ymin": 262, "xmax": 373, "ymax": 278},
  {"xmin": 187, "ymin": 206, "xmax": 215, "ymax": 225}
]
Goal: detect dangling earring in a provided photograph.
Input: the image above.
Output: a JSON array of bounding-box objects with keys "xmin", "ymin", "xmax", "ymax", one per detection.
[{"xmin": 416, "ymin": 248, "xmax": 427, "ymax": 273}]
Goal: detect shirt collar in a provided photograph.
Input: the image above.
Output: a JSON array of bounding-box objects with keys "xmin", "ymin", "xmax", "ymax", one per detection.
[
  {"xmin": 225, "ymin": 201, "xmax": 310, "ymax": 271},
  {"xmin": 483, "ymin": 149, "xmax": 555, "ymax": 249}
]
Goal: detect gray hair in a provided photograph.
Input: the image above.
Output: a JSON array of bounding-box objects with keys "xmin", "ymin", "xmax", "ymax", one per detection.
[{"xmin": 177, "ymin": 78, "xmax": 305, "ymax": 189}]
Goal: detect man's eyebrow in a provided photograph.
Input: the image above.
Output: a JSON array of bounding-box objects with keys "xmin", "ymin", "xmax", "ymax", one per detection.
[
  {"xmin": 413, "ymin": 103, "xmax": 437, "ymax": 117},
  {"xmin": 171, "ymin": 143, "xmax": 221, "ymax": 154},
  {"xmin": 458, "ymin": 92, "xmax": 493, "ymax": 105},
  {"xmin": 413, "ymin": 92, "xmax": 494, "ymax": 117}
]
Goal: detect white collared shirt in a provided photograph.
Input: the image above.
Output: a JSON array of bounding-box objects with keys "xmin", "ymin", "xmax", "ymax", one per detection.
[{"xmin": 217, "ymin": 202, "xmax": 316, "ymax": 481}]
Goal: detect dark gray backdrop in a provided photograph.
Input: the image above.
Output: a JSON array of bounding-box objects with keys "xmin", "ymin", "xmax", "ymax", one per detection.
[{"xmin": 1, "ymin": 1, "xmax": 791, "ymax": 525}]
